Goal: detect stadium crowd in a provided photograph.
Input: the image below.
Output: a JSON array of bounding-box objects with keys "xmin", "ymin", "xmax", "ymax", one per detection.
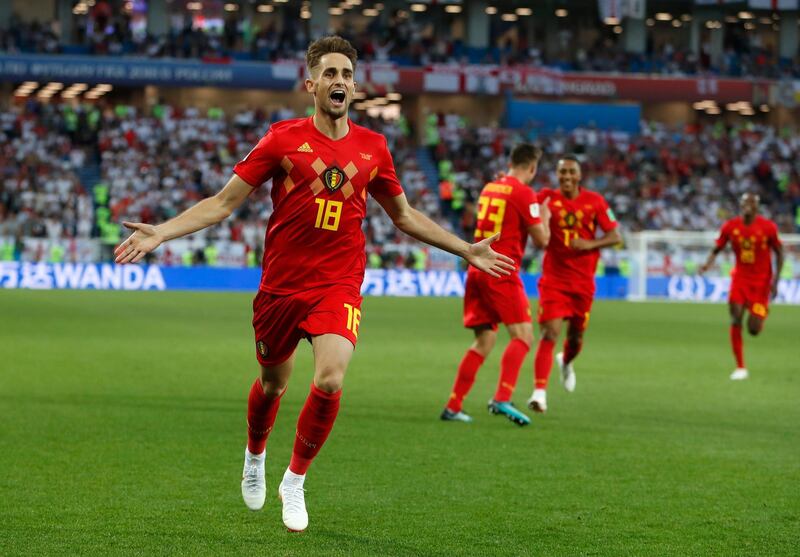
[
  {"xmin": 0, "ymin": 9, "xmax": 794, "ymax": 78},
  {"xmin": 1, "ymin": 99, "xmax": 799, "ymax": 267}
]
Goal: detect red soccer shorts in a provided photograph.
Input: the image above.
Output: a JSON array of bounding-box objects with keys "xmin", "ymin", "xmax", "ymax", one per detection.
[
  {"xmin": 252, "ymin": 285, "xmax": 363, "ymax": 366},
  {"xmin": 729, "ymin": 279, "xmax": 770, "ymax": 319},
  {"xmin": 537, "ymin": 285, "xmax": 593, "ymax": 330},
  {"xmin": 463, "ymin": 271, "xmax": 532, "ymax": 330}
]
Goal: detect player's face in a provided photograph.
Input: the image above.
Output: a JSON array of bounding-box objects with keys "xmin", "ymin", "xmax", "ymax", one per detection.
[
  {"xmin": 557, "ymin": 159, "xmax": 581, "ymax": 196},
  {"xmin": 740, "ymin": 194, "xmax": 759, "ymax": 219},
  {"xmin": 306, "ymin": 53, "xmax": 356, "ymax": 120}
]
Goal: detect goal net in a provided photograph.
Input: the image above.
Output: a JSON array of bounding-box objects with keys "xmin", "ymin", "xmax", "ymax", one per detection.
[{"xmin": 625, "ymin": 231, "xmax": 800, "ymax": 303}]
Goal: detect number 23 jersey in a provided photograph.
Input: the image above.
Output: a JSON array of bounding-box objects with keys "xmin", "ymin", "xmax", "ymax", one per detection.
[
  {"xmin": 470, "ymin": 175, "xmax": 541, "ymax": 271},
  {"xmin": 233, "ymin": 117, "xmax": 404, "ymax": 295},
  {"xmin": 537, "ymin": 187, "xmax": 617, "ymax": 295}
]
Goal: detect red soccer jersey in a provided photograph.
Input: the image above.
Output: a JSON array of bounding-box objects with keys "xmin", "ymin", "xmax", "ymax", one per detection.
[
  {"xmin": 471, "ymin": 175, "xmax": 541, "ymax": 270},
  {"xmin": 538, "ymin": 187, "xmax": 618, "ymax": 295},
  {"xmin": 715, "ymin": 215, "xmax": 781, "ymax": 284},
  {"xmin": 233, "ymin": 117, "xmax": 404, "ymax": 295}
]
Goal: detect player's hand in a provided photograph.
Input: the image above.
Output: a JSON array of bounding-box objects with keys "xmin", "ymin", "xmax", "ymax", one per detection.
[
  {"xmin": 698, "ymin": 263, "xmax": 711, "ymax": 275},
  {"xmin": 467, "ymin": 233, "xmax": 516, "ymax": 278},
  {"xmin": 539, "ymin": 201, "xmax": 551, "ymax": 222},
  {"xmin": 771, "ymin": 280, "xmax": 779, "ymax": 300},
  {"xmin": 570, "ymin": 238, "xmax": 594, "ymax": 251},
  {"xmin": 114, "ymin": 222, "xmax": 164, "ymax": 264}
]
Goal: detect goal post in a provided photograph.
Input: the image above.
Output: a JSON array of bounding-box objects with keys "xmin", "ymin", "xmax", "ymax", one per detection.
[{"xmin": 625, "ymin": 230, "xmax": 800, "ymax": 303}]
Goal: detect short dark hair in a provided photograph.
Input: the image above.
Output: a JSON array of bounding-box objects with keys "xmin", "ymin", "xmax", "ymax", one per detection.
[
  {"xmin": 558, "ymin": 154, "xmax": 580, "ymax": 165},
  {"xmin": 509, "ymin": 143, "xmax": 542, "ymax": 167},
  {"xmin": 306, "ymin": 36, "xmax": 358, "ymax": 74}
]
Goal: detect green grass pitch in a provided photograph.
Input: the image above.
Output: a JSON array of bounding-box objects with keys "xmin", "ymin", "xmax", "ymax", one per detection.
[{"xmin": 1, "ymin": 291, "xmax": 798, "ymax": 556}]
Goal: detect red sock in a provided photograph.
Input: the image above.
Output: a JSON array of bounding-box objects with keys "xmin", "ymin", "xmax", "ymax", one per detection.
[
  {"xmin": 247, "ymin": 379, "xmax": 284, "ymax": 454},
  {"xmin": 534, "ymin": 338, "xmax": 556, "ymax": 389},
  {"xmin": 493, "ymin": 338, "xmax": 530, "ymax": 402},
  {"xmin": 563, "ymin": 338, "xmax": 583, "ymax": 365},
  {"xmin": 446, "ymin": 348, "xmax": 485, "ymax": 412},
  {"xmin": 730, "ymin": 324, "xmax": 745, "ymax": 368},
  {"xmin": 289, "ymin": 384, "xmax": 342, "ymax": 475}
]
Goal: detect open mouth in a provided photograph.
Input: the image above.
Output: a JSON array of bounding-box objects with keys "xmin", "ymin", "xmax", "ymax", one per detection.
[{"xmin": 329, "ymin": 89, "xmax": 346, "ymax": 106}]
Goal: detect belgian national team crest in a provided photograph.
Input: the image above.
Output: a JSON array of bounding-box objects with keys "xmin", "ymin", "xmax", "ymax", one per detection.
[{"xmin": 323, "ymin": 165, "xmax": 345, "ymax": 192}]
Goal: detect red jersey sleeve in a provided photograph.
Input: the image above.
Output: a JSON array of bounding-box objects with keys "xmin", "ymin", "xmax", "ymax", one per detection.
[
  {"xmin": 715, "ymin": 221, "xmax": 732, "ymax": 249},
  {"xmin": 368, "ymin": 138, "xmax": 404, "ymax": 198},
  {"xmin": 768, "ymin": 221, "xmax": 783, "ymax": 248},
  {"xmin": 515, "ymin": 186, "xmax": 541, "ymax": 227},
  {"xmin": 232, "ymin": 128, "xmax": 282, "ymax": 188},
  {"xmin": 594, "ymin": 194, "xmax": 618, "ymax": 232}
]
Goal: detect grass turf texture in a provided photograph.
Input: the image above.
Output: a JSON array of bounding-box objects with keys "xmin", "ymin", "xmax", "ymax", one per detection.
[{"xmin": 0, "ymin": 291, "xmax": 798, "ymax": 556}]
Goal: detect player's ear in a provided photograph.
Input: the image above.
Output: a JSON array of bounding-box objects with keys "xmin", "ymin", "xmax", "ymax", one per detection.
[{"xmin": 304, "ymin": 78, "xmax": 315, "ymax": 94}]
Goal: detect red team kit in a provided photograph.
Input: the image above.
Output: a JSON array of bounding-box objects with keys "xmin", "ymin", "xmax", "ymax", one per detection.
[
  {"xmin": 233, "ymin": 116, "xmax": 404, "ymax": 364},
  {"xmin": 535, "ymin": 187, "xmax": 617, "ymax": 329},
  {"xmin": 465, "ymin": 180, "xmax": 617, "ymax": 335},
  {"xmin": 463, "ymin": 175, "xmax": 541, "ymax": 330},
  {"xmin": 715, "ymin": 215, "xmax": 782, "ymax": 319}
]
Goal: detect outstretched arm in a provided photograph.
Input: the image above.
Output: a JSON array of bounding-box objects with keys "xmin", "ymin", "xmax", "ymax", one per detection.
[
  {"xmin": 115, "ymin": 174, "xmax": 254, "ymax": 264},
  {"xmin": 699, "ymin": 246, "xmax": 724, "ymax": 274},
  {"xmin": 373, "ymin": 192, "xmax": 515, "ymax": 278}
]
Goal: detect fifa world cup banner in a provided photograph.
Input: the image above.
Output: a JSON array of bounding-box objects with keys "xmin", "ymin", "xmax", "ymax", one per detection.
[
  {"xmin": 7, "ymin": 264, "xmax": 798, "ymax": 303},
  {"xmin": 0, "ymin": 262, "xmax": 260, "ymax": 291},
  {"xmin": 651, "ymin": 275, "xmax": 800, "ymax": 304},
  {"xmin": 0, "ymin": 263, "xmax": 632, "ymax": 299},
  {"xmin": 0, "ymin": 264, "xmax": 470, "ymax": 295}
]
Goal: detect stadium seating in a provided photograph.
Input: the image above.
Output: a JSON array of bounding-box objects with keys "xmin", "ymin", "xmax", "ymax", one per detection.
[
  {"xmin": 1, "ymin": 100, "xmax": 798, "ymax": 267},
  {"xmin": 0, "ymin": 11, "xmax": 792, "ymax": 78}
]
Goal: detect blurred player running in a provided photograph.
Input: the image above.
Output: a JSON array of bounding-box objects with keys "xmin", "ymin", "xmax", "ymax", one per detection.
[
  {"xmin": 114, "ymin": 36, "xmax": 515, "ymax": 532},
  {"xmin": 528, "ymin": 155, "xmax": 621, "ymax": 413},
  {"xmin": 441, "ymin": 144, "xmax": 550, "ymax": 426},
  {"xmin": 699, "ymin": 193, "xmax": 783, "ymax": 380}
]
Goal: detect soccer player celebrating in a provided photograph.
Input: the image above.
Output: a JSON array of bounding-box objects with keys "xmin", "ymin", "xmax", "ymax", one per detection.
[
  {"xmin": 441, "ymin": 144, "xmax": 550, "ymax": 426},
  {"xmin": 114, "ymin": 36, "xmax": 514, "ymax": 532},
  {"xmin": 699, "ymin": 192, "xmax": 784, "ymax": 380},
  {"xmin": 527, "ymin": 155, "xmax": 621, "ymax": 413}
]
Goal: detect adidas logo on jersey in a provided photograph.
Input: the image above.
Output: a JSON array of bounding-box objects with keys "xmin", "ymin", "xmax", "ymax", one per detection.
[{"xmin": 297, "ymin": 142, "xmax": 313, "ymax": 153}]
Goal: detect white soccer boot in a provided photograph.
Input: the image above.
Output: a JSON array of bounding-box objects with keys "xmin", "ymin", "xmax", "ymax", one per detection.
[
  {"xmin": 278, "ymin": 469, "xmax": 309, "ymax": 532},
  {"xmin": 730, "ymin": 368, "xmax": 749, "ymax": 381},
  {"xmin": 557, "ymin": 352, "xmax": 576, "ymax": 393},
  {"xmin": 527, "ymin": 388, "xmax": 548, "ymax": 413},
  {"xmin": 241, "ymin": 448, "xmax": 266, "ymax": 511}
]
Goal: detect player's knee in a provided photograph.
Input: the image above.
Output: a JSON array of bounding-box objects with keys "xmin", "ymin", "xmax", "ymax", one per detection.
[
  {"xmin": 261, "ymin": 381, "xmax": 287, "ymax": 399},
  {"xmin": 314, "ymin": 363, "xmax": 346, "ymax": 393},
  {"xmin": 472, "ymin": 331, "xmax": 496, "ymax": 356},
  {"xmin": 541, "ymin": 327, "xmax": 559, "ymax": 342},
  {"xmin": 506, "ymin": 326, "xmax": 531, "ymax": 346},
  {"xmin": 517, "ymin": 332, "xmax": 534, "ymax": 348},
  {"xmin": 748, "ymin": 322, "xmax": 762, "ymax": 336}
]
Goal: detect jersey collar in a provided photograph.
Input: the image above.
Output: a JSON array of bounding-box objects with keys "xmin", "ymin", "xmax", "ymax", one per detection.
[
  {"xmin": 307, "ymin": 115, "xmax": 353, "ymax": 143},
  {"xmin": 500, "ymin": 175, "xmax": 527, "ymax": 189}
]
